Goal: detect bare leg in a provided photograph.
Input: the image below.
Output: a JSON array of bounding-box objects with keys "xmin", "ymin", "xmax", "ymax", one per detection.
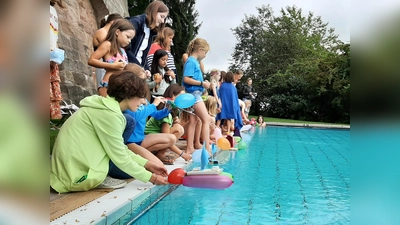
[
  {"xmin": 194, "ymin": 101, "xmax": 211, "ymax": 154},
  {"xmin": 141, "ymin": 133, "xmax": 176, "ymax": 151},
  {"xmin": 170, "ymin": 123, "xmax": 184, "ymax": 140},
  {"xmin": 193, "ymin": 117, "xmax": 202, "ymax": 149},
  {"xmin": 226, "ymin": 119, "xmax": 232, "ymax": 135},
  {"xmin": 185, "ymin": 113, "xmax": 198, "ymax": 154},
  {"xmin": 126, "ymin": 143, "xmax": 164, "ymax": 167}
]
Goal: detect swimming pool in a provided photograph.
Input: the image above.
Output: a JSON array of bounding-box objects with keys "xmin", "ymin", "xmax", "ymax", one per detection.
[{"xmin": 123, "ymin": 126, "xmax": 350, "ymax": 224}]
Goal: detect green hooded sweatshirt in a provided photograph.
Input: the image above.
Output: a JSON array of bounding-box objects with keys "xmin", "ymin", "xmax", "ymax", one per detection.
[{"xmin": 50, "ymin": 95, "xmax": 152, "ymax": 193}]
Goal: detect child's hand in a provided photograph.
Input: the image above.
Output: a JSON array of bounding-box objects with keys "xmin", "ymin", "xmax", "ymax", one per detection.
[
  {"xmin": 155, "ymin": 175, "xmax": 169, "ymax": 185},
  {"xmin": 145, "ymin": 70, "xmax": 151, "ymax": 78},
  {"xmin": 165, "ymin": 70, "xmax": 175, "ymax": 79},
  {"xmin": 153, "ymin": 96, "xmax": 165, "ymax": 106},
  {"xmin": 113, "ymin": 61, "xmax": 126, "ymax": 70},
  {"xmin": 181, "ymin": 152, "xmax": 192, "ymax": 161},
  {"xmin": 153, "ymin": 73, "xmax": 162, "ymax": 83},
  {"xmin": 203, "ymin": 80, "xmax": 210, "ymax": 89},
  {"xmin": 172, "ymin": 117, "xmax": 180, "ymax": 124}
]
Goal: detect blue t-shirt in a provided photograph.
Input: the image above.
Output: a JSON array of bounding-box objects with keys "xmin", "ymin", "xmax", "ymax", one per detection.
[{"xmin": 182, "ymin": 56, "xmax": 204, "ymax": 93}]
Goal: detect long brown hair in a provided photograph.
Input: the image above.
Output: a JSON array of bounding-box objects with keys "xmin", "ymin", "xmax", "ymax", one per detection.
[
  {"xmin": 145, "ymin": 1, "xmax": 169, "ymax": 30},
  {"xmin": 155, "ymin": 27, "xmax": 174, "ymax": 51},
  {"xmin": 105, "ymin": 19, "xmax": 135, "ymax": 56},
  {"xmin": 100, "ymin": 13, "xmax": 123, "ymax": 28}
]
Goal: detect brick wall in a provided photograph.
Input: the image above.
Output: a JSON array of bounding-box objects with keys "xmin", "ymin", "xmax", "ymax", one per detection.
[{"xmin": 54, "ymin": 0, "xmax": 129, "ymax": 105}]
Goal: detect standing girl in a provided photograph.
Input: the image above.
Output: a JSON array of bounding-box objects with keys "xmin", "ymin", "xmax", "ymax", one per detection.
[
  {"xmin": 88, "ymin": 19, "xmax": 135, "ymax": 97},
  {"xmin": 127, "ymin": 1, "xmax": 169, "ymax": 70},
  {"xmin": 149, "ymin": 49, "xmax": 176, "ymax": 97},
  {"xmin": 219, "ymin": 71, "xmax": 243, "ymax": 135},
  {"xmin": 209, "ymin": 69, "xmax": 222, "ymax": 113},
  {"xmin": 182, "ymin": 38, "xmax": 211, "ymax": 154},
  {"xmin": 92, "ymin": 13, "xmax": 123, "ymax": 88}
]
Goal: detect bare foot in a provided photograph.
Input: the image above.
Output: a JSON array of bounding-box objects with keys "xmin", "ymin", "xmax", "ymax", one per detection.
[
  {"xmin": 194, "ymin": 143, "xmax": 203, "ymax": 149},
  {"xmin": 186, "ymin": 148, "xmax": 195, "ymax": 154}
]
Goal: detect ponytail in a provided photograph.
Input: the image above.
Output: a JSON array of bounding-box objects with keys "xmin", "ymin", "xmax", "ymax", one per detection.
[{"xmin": 186, "ymin": 39, "xmax": 195, "ymax": 55}]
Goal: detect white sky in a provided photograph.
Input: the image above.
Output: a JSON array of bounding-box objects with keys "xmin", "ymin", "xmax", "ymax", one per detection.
[{"xmin": 194, "ymin": 0, "xmax": 351, "ymax": 72}]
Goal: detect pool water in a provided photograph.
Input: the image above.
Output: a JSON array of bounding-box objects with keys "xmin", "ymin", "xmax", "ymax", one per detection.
[{"xmin": 127, "ymin": 126, "xmax": 350, "ymax": 224}]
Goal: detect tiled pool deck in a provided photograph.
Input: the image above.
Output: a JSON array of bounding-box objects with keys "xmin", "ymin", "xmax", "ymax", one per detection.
[{"xmin": 50, "ymin": 123, "xmax": 349, "ymax": 225}]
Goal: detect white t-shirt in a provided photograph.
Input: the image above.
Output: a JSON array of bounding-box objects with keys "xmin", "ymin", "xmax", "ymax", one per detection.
[
  {"xmin": 50, "ymin": 5, "xmax": 58, "ymax": 51},
  {"xmin": 136, "ymin": 23, "xmax": 150, "ymax": 64}
]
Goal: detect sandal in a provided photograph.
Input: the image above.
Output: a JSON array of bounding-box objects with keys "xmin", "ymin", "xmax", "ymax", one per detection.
[{"xmin": 159, "ymin": 154, "xmax": 175, "ymax": 165}]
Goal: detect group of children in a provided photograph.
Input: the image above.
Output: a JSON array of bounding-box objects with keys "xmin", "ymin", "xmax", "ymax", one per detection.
[
  {"xmin": 50, "ymin": 4, "xmax": 273, "ymax": 194},
  {"xmin": 85, "ymin": 8, "xmax": 269, "ymax": 162}
]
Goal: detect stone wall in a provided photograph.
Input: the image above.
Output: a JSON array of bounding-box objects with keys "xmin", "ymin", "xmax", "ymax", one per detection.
[{"xmin": 55, "ymin": 0, "xmax": 129, "ymax": 105}]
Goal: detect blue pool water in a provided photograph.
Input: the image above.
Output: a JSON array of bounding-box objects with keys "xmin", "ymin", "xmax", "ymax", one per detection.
[{"xmin": 126, "ymin": 126, "xmax": 350, "ymax": 224}]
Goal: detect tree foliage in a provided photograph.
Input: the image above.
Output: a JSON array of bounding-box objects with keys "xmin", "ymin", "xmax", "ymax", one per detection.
[
  {"xmin": 127, "ymin": 0, "xmax": 201, "ymax": 82},
  {"xmin": 231, "ymin": 5, "xmax": 350, "ymax": 123}
]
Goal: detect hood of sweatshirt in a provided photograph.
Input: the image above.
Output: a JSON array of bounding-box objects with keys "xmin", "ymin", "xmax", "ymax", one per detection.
[{"xmin": 79, "ymin": 95, "xmax": 121, "ymax": 114}]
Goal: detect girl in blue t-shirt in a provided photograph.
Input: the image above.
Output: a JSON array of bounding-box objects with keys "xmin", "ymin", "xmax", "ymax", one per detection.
[{"xmin": 182, "ymin": 38, "xmax": 212, "ymax": 154}]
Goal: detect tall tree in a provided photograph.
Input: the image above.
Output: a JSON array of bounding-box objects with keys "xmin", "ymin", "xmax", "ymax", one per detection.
[
  {"xmin": 164, "ymin": 0, "xmax": 201, "ymax": 82},
  {"xmin": 127, "ymin": 0, "xmax": 201, "ymax": 82},
  {"xmin": 231, "ymin": 4, "xmax": 349, "ymax": 123}
]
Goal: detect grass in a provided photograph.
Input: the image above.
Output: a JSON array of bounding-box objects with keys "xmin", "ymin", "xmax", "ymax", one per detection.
[{"xmin": 247, "ymin": 115, "xmax": 349, "ymax": 126}]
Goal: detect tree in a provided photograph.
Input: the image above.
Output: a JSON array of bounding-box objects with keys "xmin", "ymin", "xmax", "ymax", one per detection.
[
  {"xmin": 231, "ymin": 5, "xmax": 349, "ymax": 123},
  {"xmin": 127, "ymin": 0, "xmax": 201, "ymax": 82},
  {"xmin": 163, "ymin": 0, "xmax": 201, "ymax": 82}
]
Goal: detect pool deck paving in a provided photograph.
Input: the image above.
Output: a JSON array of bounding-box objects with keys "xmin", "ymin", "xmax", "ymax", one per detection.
[{"xmin": 49, "ymin": 123, "xmax": 349, "ymax": 225}]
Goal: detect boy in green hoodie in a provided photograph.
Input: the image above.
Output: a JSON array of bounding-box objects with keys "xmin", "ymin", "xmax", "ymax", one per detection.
[{"xmin": 50, "ymin": 71, "xmax": 169, "ymax": 193}]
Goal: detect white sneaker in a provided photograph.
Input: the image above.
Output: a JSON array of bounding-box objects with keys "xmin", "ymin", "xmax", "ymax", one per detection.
[{"xmin": 96, "ymin": 176, "xmax": 127, "ymax": 189}]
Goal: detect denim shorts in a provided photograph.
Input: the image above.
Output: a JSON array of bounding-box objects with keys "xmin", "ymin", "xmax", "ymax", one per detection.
[{"xmin": 191, "ymin": 90, "xmax": 203, "ymax": 103}]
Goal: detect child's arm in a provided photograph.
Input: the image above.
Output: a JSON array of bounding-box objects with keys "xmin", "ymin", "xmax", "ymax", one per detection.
[
  {"xmin": 150, "ymin": 108, "xmax": 170, "ymax": 120},
  {"xmin": 146, "ymin": 73, "xmax": 163, "ymax": 89},
  {"xmin": 160, "ymin": 122, "xmax": 171, "ymax": 134},
  {"xmin": 88, "ymin": 41, "xmax": 125, "ymax": 70},
  {"xmin": 183, "ymin": 76, "xmax": 210, "ymax": 89}
]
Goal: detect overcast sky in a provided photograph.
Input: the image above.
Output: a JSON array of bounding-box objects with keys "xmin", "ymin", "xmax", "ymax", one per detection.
[{"xmin": 194, "ymin": 0, "xmax": 351, "ymax": 72}]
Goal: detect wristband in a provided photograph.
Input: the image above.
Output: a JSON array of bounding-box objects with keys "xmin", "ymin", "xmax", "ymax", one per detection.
[
  {"xmin": 200, "ymin": 81, "xmax": 203, "ymax": 86},
  {"xmin": 179, "ymin": 151, "xmax": 184, "ymax": 157},
  {"xmin": 152, "ymin": 174, "xmax": 157, "ymax": 184}
]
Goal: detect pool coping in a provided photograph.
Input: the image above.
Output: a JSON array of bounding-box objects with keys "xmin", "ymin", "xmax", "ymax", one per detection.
[
  {"xmin": 50, "ymin": 123, "xmax": 349, "ymax": 224},
  {"xmin": 265, "ymin": 122, "xmax": 350, "ymax": 129}
]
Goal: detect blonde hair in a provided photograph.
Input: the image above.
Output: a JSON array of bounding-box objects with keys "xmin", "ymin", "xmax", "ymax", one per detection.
[
  {"xmin": 124, "ymin": 63, "xmax": 145, "ymax": 79},
  {"xmin": 245, "ymin": 100, "xmax": 252, "ymax": 107},
  {"xmin": 186, "ymin": 38, "xmax": 210, "ymax": 55},
  {"xmin": 124, "ymin": 63, "xmax": 150, "ymax": 101},
  {"xmin": 204, "ymin": 96, "xmax": 218, "ymax": 117},
  {"xmin": 210, "ymin": 68, "xmax": 220, "ymax": 84}
]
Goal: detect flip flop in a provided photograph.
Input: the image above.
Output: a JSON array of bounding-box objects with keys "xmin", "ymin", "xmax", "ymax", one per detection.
[
  {"xmin": 162, "ymin": 160, "xmax": 174, "ymax": 165},
  {"xmin": 159, "ymin": 155, "xmax": 175, "ymax": 165}
]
